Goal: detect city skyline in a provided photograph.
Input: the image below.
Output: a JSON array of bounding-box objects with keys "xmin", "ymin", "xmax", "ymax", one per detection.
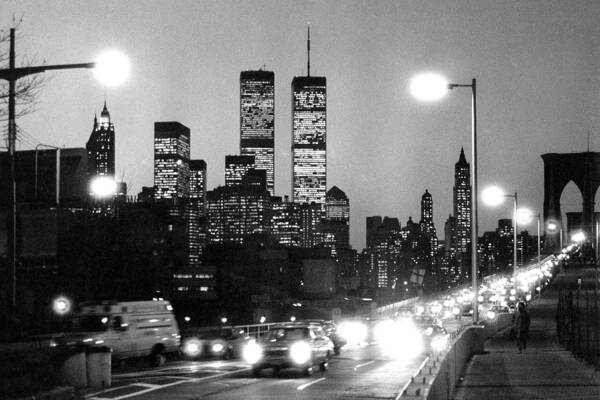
[{"xmin": 2, "ymin": 1, "xmax": 599, "ymax": 250}]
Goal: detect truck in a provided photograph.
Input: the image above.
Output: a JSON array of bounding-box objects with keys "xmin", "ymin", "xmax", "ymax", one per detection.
[{"xmin": 61, "ymin": 300, "xmax": 180, "ymax": 366}]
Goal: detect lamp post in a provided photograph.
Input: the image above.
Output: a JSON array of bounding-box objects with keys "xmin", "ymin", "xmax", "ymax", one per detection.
[
  {"xmin": 0, "ymin": 28, "xmax": 129, "ymax": 313},
  {"xmin": 410, "ymin": 73, "xmax": 479, "ymax": 324},
  {"xmin": 482, "ymin": 186, "xmax": 518, "ymax": 275},
  {"xmin": 35, "ymin": 144, "xmax": 61, "ymax": 206}
]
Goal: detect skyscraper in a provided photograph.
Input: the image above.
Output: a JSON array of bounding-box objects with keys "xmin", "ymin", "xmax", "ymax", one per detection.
[
  {"xmin": 154, "ymin": 122, "xmax": 191, "ymax": 200},
  {"xmin": 189, "ymin": 160, "xmax": 207, "ymax": 266},
  {"xmin": 420, "ymin": 189, "xmax": 438, "ymax": 258},
  {"xmin": 325, "ymin": 186, "xmax": 349, "ymax": 221},
  {"xmin": 225, "ymin": 155, "xmax": 255, "ymax": 187},
  {"xmin": 206, "ymin": 185, "xmax": 270, "ymax": 244},
  {"xmin": 190, "ymin": 160, "xmax": 207, "ymax": 216},
  {"xmin": 292, "ymin": 27, "xmax": 326, "ymax": 207},
  {"xmin": 240, "ymin": 70, "xmax": 275, "ymax": 195},
  {"xmin": 321, "ymin": 186, "xmax": 350, "ymax": 255},
  {"xmin": 86, "ymin": 102, "xmax": 115, "ymax": 180},
  {"xmin": 453, "ymin": 148, "xmax": 471, "ymax": 275}
]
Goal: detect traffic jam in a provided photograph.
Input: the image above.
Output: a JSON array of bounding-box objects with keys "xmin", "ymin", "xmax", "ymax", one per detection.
[{"xmin": 174, "ymin": 251, "xmax": 564, "ymax": 380}]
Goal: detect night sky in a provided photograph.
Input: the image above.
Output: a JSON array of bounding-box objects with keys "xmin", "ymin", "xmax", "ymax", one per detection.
[{"xmin": 2, "ymin": 0, "xmax": 599, "ymax": 250}]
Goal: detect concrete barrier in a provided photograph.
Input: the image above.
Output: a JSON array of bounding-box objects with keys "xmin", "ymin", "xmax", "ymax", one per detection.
[
  {"xmin": 86, "ymin": 346, "xmax": 112, "ymax": 389},
  {"xmin": 400, "ymin": 313, "xmax": 513, "ymax": 399}
]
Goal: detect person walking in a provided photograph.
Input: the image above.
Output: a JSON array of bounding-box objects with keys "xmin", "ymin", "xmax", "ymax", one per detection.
[{"xmin": 514, "ymin": 301, "xmax": 531, "ymax": 353}]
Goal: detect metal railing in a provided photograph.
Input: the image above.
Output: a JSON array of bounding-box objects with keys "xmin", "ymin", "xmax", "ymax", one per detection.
[{"xmin": 557, "ymin": 279, "xmax": 600, "ymax": 367}]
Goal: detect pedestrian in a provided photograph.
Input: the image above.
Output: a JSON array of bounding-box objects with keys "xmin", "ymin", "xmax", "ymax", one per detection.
[{"xmin": 514, "ymin": 301, "xmax": 531, "ymax": 353}]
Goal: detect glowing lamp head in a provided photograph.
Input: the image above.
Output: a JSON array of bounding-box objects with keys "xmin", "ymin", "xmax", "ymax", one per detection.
[
  {"xmin": 90, "ymin": 176, "xmax": 117, "ymax": 198},
  {"xmin": 571, "ymin": 232, "xmax": 585, "ymax": 243},
  {"xmin": 94, "ymin": 50, "xmax": 130, "ymax": 87},
  {"xmin": 547, "ymin": 222, "xmax": 558, "ymax": 232},
  {"xmin": 53, "ymin": 296, "xmax": 71, "ymax": 315},
  {"xmin": 482, "ymin": 186, "xmax": 506, "ymax": 207},
  {"xmin": 516, "ymin": 208, "xmax": 534, "ymax": 225},
  {"xmin": 410, "ymin": 73, "xmax": 449, "ymax": 102}
]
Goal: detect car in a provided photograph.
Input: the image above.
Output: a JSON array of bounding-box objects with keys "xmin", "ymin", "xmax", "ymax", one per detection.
[
  {"xmin": 299, "ymin": 319, "xmax": 347, "ymax": 355},
  {"xmin": 244, "ymin": 323, "xmax": 334, "ymax": 377},
  {"xmin": 181, "ymin": 326, "xmax": 252, "ymax": 360},
  {"xmin": 420, "ymin": 324, "xmax": 450, "ymax": 352}
]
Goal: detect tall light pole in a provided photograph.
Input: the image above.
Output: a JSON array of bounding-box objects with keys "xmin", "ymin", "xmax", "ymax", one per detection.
[
  {"xmin": 482, "ymin": 186, "xmax": 518, "ymax": 275},
  {"xmin": 410, "ymin": 73, "xmax": 479, "ymax": 324},
  {"xmin": 0, "ymin": 28, "xmax": 129, "ymax": 313}
]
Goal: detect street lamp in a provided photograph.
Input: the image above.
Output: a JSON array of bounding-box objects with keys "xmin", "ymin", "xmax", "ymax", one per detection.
[
  {"xmin": 0, "ymin": 27, "xmax": 130, "ymax": 313},
  {"xmin": 482, "ymin": 186, "xmax": 518, "ymax": 275},
  {"xmin": 410, "ymin": 72, "xmax": 479, "ymax": 324},
  {"xmin": 90, "ymin": 176, "xmax": 118, "ymax": 198}
]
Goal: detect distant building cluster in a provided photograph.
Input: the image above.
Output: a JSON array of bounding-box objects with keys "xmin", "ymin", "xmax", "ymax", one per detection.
[{"xmin": 0, "ymin": 34, "xmax": 543, "ymax": 328}]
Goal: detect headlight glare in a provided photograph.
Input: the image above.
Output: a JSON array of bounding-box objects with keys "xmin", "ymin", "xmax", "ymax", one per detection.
[
  {"xmin": 290, "ymin": 341, "xmax": 312, "ymax": 364},
  {"xmin": 183, "ymin": 338, "xmax": 202, "ymax": 357},
  {"xmin": 243, "ymin": 340, "xmax": 263, "ymax": 364}
]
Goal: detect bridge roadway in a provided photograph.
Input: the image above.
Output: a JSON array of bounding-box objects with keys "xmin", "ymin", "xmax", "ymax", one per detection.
[
  {"xmin": 85, "ymin": 343, "xmax": 424, "ymax": 400},
  {"xmin": 85, "ymin": 319, "xmax": 465, "ymax": 400}
]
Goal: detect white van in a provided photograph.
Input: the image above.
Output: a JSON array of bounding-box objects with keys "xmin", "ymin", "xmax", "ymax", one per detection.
[{"xmin": 65, "ymin": 300, "xmax": 180, "ymax": 366}]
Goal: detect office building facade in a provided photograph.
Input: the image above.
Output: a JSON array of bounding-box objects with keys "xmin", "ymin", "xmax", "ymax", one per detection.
[
  {"xmin": 154, "ymin": 122, "xmax": 191, "ymax": 200},
  {"xmin": 240, "ymin": 70, "xmax": 275, "ymax": 195},
  {"xmin": 291, "ymin": 76, "xmax": 327, "ymax": 207}
]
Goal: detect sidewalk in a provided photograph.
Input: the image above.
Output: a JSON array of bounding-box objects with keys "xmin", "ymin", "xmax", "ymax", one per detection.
[{"xmin": 453, "ymin": 264, "xmax": 600, "ymax": 400}]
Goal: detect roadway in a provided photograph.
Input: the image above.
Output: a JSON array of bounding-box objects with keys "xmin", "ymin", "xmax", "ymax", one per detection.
[{"xmin": 85, "ymin": 341, "xmax": 430, "ymax": 400}]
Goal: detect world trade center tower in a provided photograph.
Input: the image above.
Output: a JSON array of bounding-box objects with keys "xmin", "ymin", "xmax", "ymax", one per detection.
[
  {"xmin": 292, "ymin": 27, "xmax": 327, "ymax": 207},
  {"xmin": 240, "ymin": 70, "xmax": 275, "ymax": 195}
]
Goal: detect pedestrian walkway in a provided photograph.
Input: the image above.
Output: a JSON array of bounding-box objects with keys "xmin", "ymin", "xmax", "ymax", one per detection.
[{"xmin": 453, "ymin": 263, "xmax": 600, "ymax": 400}]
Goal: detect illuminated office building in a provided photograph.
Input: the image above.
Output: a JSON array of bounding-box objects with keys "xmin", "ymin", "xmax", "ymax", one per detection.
[
  {"xmin": 240, "ymin": 70, "xmax": 275, "ymax": 195},
  {"xmin": 292, "ymin": 28, "xmax": 326, "ymax": 206},
  {"xmin": 321, "ymin": 186, "xmax": 350, "ymax": 255},
  {"xmin": 225, "ymin": 155, "xmax": 255, "ymax": 187},
  {"xmin": 86, "ymin": 102, "xmax": 115, "ymax": 180},
  {"xmin": 154, "ymin": 122, "xmax": 190, "ymax": 200},
  {"xmin": 190, "ymin": 160, "xmax": 207, "ymax": 216},
  {"xmin": 188, "ymin": 160, "xmax": 207, "ymax": 266},
  {"xmin": 270, "ymin": 196, "xmax": 301, "ymax": 247},
  {"xmin": 420, "ymin": 189, "xmax": 438, "ymax": 258},
  {"xmin": 299, "ymin": 202, "xmax": 323, "ymax": 248},
  {"xmin": 207, "ymin": 185, "xmax": 270, "ymax": 245},
  {"xmin": 325, "ymin": 186, "xmax": 349, "ymax": 221},
  {"xmin": 453, "ymin": 148, "xmax": 471, "ymax": 275},
  {"xmin": 292, "ymin": 76, "xmax": 326, "ymax": 207}
]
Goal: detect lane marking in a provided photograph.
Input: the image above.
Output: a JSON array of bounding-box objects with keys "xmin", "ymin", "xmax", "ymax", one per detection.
[
  {"xmin": 134, "ymin": 383, "xmax": 160, "ymax": 388},
  {"xmin": 297, "ymin": 377, "xmax": 326, "ymax": 391},
  {"xmin": 86, "ymin": 367, "xmax": 250, "ymax": 400},
  {"xmin": 353, "ymin": 360, "xmax": 375, "ymax": 371}
]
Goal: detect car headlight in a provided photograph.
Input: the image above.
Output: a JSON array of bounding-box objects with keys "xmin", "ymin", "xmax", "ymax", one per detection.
[
  {"xmin": 243, "ymin": 340, "xmax": 263, "ymax": 364},
  {"xmin": 290, "ymin": 341, "xmax": 312, "ymax": 365},
  {"xmin": 211, "ymin": 342, "xmax": 225, "ymax": 354},
  {"xmin": 431, "ymin": 335, "xmax": 448, "ymax": 352},
  {"xmin": 183, "ymin": 338, "xmax": 202, "ymax": 357},
  {"xmin": 486, "ymin": 310, "xmax": 496, "ymax": 320},
  {"xmin": 338, "ymin": 321, "xmax": 367, "ymax": 344}
]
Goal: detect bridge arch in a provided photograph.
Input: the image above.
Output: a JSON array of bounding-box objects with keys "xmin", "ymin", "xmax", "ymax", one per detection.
[{"xmin": 542, "ymin": 152, "xmax": 600, "ymax": 251}]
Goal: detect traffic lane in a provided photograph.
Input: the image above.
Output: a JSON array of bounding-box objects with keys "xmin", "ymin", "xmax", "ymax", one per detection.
[{"xmin": 104, "ymin": 342, "xmax": 428, "ymax": 400}]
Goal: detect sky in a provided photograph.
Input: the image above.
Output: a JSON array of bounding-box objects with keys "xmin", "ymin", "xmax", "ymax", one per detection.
[{"xmin": 2, "ymin": 0, "xmax": 600, "ymax": 250}]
